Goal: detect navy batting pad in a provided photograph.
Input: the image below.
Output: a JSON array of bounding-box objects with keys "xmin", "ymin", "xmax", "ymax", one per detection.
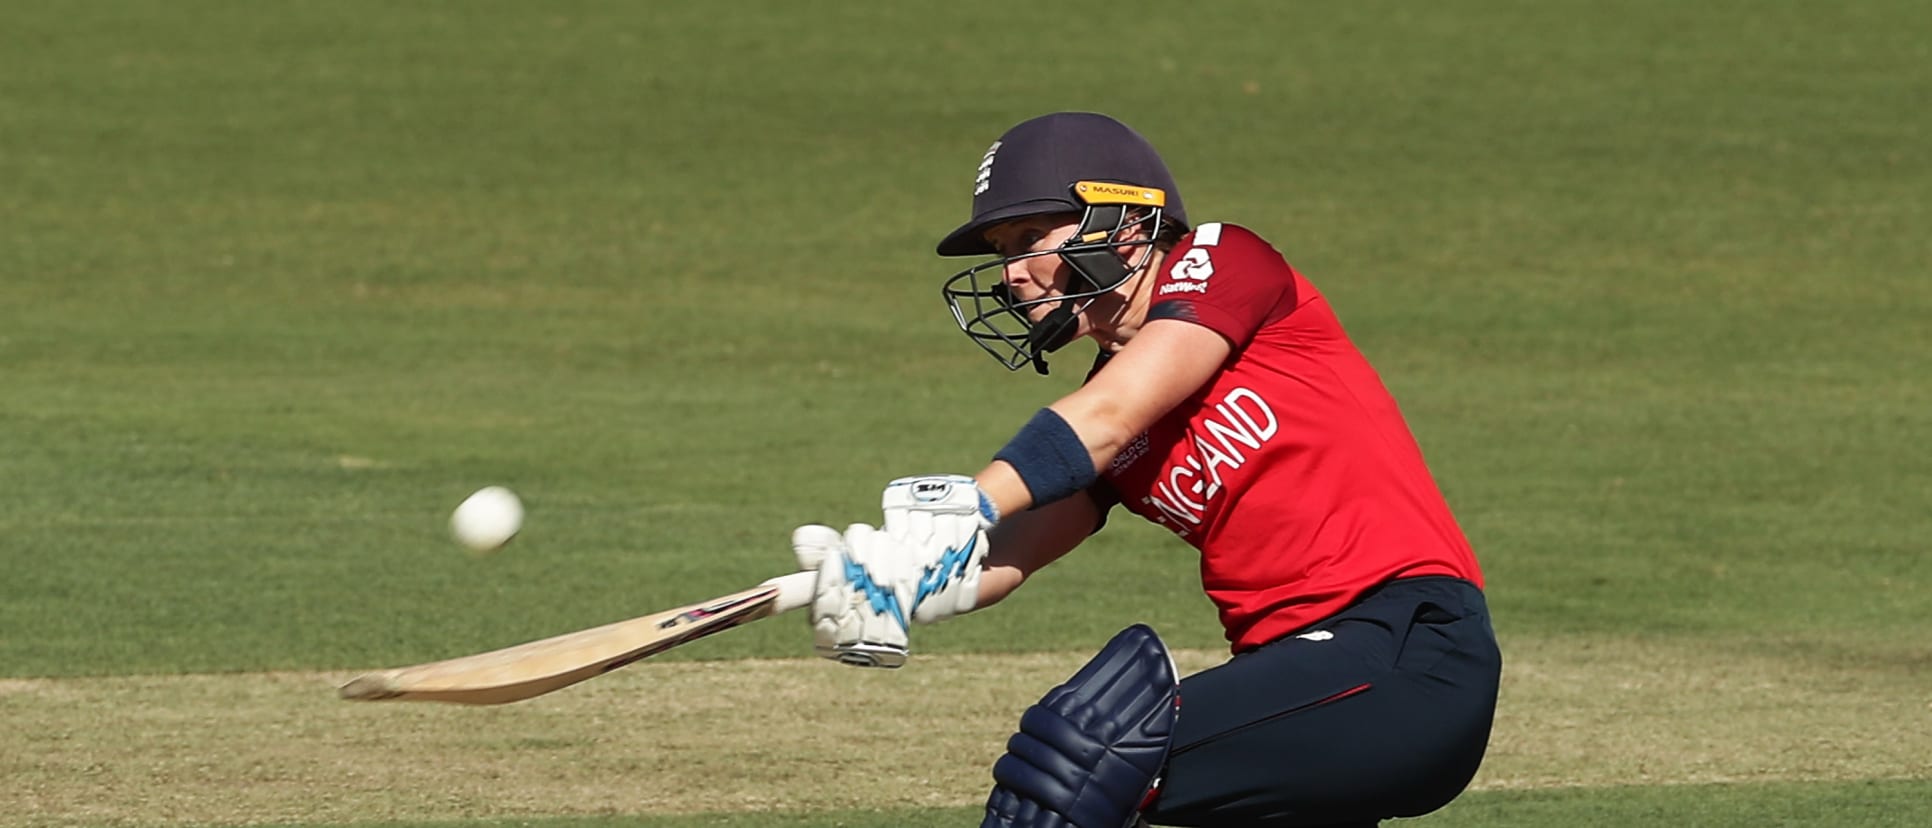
[{"xmin": 982, "ymin": 624, "xmax": 1180, "ymax": 828}]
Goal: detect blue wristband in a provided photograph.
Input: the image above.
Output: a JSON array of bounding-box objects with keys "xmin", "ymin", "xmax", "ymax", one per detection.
[{"xmin": 993, "ymin": 408, "xmax": 1097, "ymax": 507}]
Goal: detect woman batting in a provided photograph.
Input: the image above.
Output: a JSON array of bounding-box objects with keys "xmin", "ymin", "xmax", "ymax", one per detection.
[{"xmin": 793, "ymin": 112, "xmax": 1501, "ymax": 828}]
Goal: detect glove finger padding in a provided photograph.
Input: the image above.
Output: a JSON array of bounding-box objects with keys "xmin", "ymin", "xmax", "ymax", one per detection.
[
  {"xmin": 791, "ymin": 523, "xmax": 844, "ymax": 572},
  {"xmin": 806, "ymin": 523, "xmax": 910, "ymax": 669}
]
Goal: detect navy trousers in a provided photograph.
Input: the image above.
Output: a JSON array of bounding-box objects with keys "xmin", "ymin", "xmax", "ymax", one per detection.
[{"xmin": 1144, "ymin": 577, "xmax": 1501, "ymax": 828}]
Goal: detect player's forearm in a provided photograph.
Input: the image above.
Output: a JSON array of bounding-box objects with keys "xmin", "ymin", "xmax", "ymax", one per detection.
[
  {"xmin": 1048, "ymin": 395, "xmax": 1139, "ymax": 469},
  {"xmin": 969, "ymin": 489, "xmax": 1098, "ymax": 608},
  {"xmin": 978, "ymin": 400, "xmax": 1123, "ymax": 517},
  {"xmin": 1026, "ymin": 321, "xmax": 1232, "ymax": 498},
  {"xmin": 976, "ymin": 460, "xmax": 1036, "ymax": 518}
]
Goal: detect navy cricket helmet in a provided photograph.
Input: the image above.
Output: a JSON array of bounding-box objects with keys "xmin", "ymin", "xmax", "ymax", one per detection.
[{"xmin": 937, "ymin": 112, "xmax": 1188, "ymax": 374}]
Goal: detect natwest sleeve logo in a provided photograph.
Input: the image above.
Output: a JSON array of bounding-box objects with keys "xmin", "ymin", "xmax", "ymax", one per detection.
[
  {"xmin": 1159, "ymin": 222, "xmax": 1222, "ymax": 296},
  {"xmin": 1171, "ymin": 248, "xmax": 1214, "ymax": 281},
  {"xmin": 1160, "ymin": 248, "xmax": 1214, "ymax": 295}
]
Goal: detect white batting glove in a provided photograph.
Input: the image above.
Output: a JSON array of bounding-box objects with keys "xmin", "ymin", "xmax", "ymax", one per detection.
[
  {"xmin": 794, "ymin": 475, "xmax": 996, "ymax": 668},
  {"xmin": 792, "ymin": 524, "xmax": 907, "ymax": 667},
  {"xmin": 879, "ymin": 474, "xmax": 995, "ymax": 624},
  {"xmin": 790, "ymin": 523, "xmax": 843, "ymax": 573}
]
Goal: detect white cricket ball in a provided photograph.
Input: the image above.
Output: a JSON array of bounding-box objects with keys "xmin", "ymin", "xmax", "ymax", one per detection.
[{"xmin": 450, "ymin": 486, "xmax": 523, "ymax": 552}]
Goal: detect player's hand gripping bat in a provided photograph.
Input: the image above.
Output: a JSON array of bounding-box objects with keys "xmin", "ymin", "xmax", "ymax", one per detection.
[{"xmin": 338, "ymin": 572, "xmax": 816, "ymax": 705}]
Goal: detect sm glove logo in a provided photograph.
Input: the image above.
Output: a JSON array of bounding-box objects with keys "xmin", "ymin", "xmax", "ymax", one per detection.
[{"xmin": 911, "ymin": 479, "xmax": 954, "ymax": 502}]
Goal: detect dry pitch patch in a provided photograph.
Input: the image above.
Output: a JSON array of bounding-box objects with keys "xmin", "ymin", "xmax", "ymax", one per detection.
[{"xmin": 4, "ymin": 637, "xmax": 1928, "ymax": 827}]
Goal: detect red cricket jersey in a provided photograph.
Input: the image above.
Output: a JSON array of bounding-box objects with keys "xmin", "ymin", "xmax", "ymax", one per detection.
[{"xmin": 1094, "ymin": 223, "xmax": 1482, "ymax": 652}]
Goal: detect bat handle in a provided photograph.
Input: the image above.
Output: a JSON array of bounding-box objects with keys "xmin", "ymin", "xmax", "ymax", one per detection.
[{"xmin": 760, "ymin": 571, "xmax": 818, "ymax": 614}]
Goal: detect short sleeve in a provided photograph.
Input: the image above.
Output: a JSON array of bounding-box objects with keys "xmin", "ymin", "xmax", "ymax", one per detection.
[{"xmin": 1146, "ymin": 223, "xmax": 1297, "ymax": 346}]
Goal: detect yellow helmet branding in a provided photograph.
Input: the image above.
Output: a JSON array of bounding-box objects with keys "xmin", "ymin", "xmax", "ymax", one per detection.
[{"xmin": 1074, "ymin": 181, "xmax": 1167, "ymax": 207}]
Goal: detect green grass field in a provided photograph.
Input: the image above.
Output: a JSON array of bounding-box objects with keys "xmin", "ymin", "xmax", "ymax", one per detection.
[{"xmin": 2, "ymin": 1, "xmax": 1927, "ymax": 825}]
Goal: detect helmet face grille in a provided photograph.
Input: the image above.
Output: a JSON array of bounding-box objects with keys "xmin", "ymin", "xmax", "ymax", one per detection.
[
  {"xmin": 943, "ymin": 251, "xmax": 1060, "ymax": 372},
  {"xmin": 940, "ymin": 204, "xmax": 1164, "ymax": 373}
]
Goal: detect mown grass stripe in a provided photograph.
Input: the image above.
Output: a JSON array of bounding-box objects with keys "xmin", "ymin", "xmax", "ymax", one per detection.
[
  {"xmin": 4, "ymin": 637, "xmax": 1927, "ymax": 827},
  {"xmin": 260, "ymin": 779, "xmax": 1932, "ymax": 828}
]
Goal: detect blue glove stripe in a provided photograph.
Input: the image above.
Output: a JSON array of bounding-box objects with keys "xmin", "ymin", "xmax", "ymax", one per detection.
[
  {"xmin": 842, "ymin": 557, "xmax": 909, "ymax": 630},
  {"xmin": 914, "ymin": 534, "xmax": 978, "ymax": 609},
  {"xmin": 976, "ymin": 487, "xmax": 1001, "ymax": 525}
]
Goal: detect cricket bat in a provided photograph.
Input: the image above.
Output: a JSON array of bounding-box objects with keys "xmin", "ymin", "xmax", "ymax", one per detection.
[{"xmin": 338, "ymin": 571, "xmax": 817, "ymax": 705}]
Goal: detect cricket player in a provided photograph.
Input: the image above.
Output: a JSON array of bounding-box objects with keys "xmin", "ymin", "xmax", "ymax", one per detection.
[{"xmin": 793, "ymin": 112, "xmax": 1501, "ymax": 827}]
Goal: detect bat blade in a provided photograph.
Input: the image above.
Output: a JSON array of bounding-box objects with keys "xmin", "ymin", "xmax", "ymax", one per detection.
[{"xmin": 340, "ymin": 571, "xmax": 815, "ymax": 705}]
